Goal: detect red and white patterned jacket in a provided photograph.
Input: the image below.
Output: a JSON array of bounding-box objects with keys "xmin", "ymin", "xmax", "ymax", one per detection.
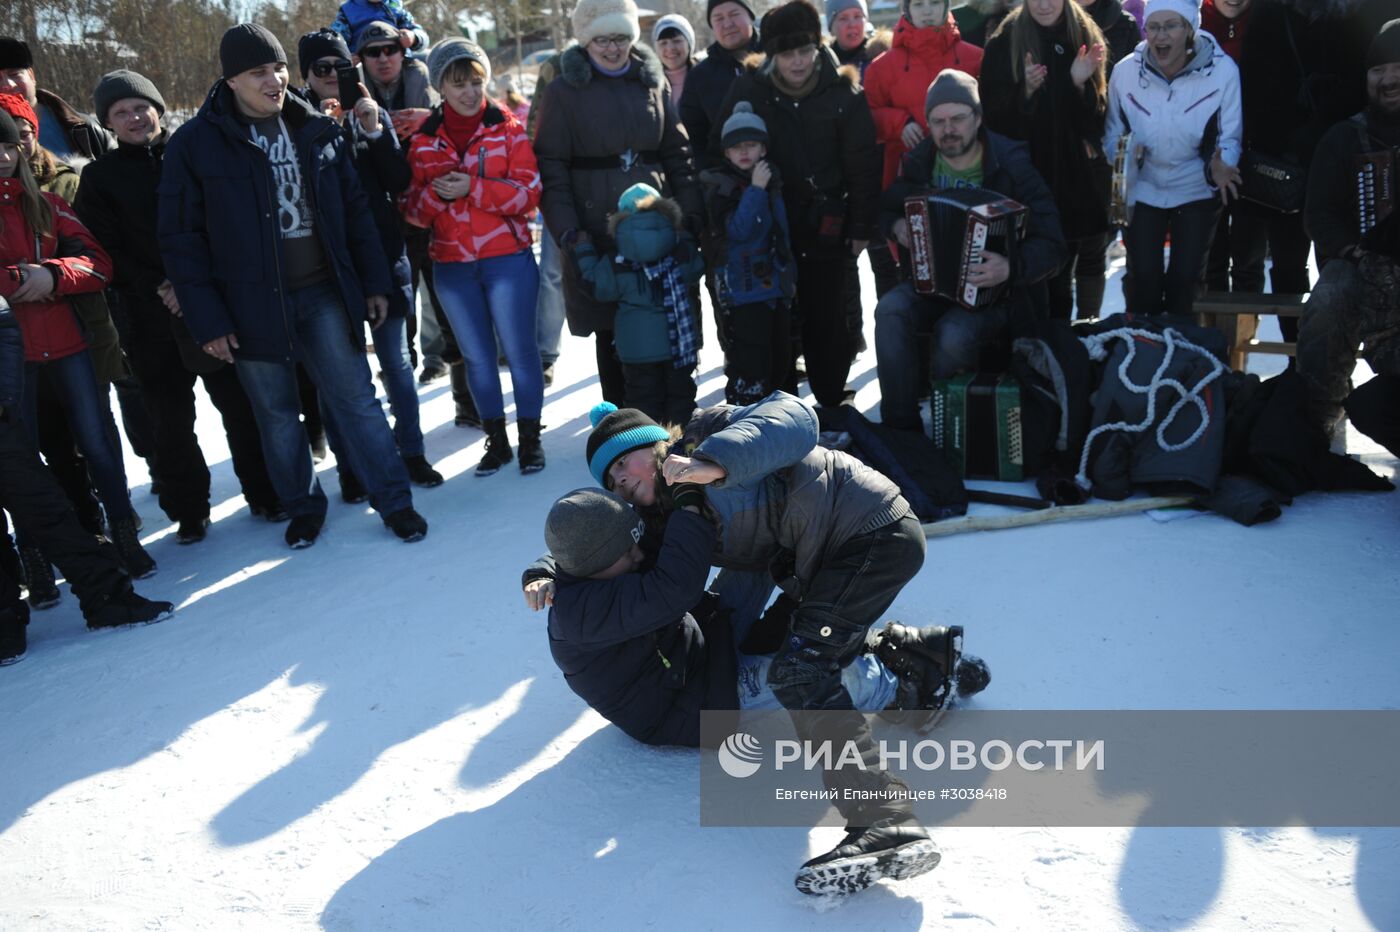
[{"xmin": 402, "ymin": 103, "xmax": 541, "ymax": 264}]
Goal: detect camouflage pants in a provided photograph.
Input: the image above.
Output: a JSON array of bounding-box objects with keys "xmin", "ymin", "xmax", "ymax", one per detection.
[{"xmin": 1296, "ymin": 254, "xmax": 1400, "ymax": 434}]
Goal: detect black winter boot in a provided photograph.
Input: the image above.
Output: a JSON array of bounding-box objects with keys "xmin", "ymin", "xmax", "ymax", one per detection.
[
  {"xmin": 20, "ymin": 546, "xmax": 60, "ymax": 610},
  {"xmin": 86, "ymin": 589, "xmax": 175, "ymax": 630},
  {"xmin": 795, "ymin": 813, "xmax": 941, "ymax": 897},
  {"xmin": 403, "ymin": 454, "xmax": 444, "ymax": 487},
  {"xmin": 450, "ymin": 362, "xmax": 482, "ymax": 429},
  {"xmin": 0, "ymin": 601, "xmax": 30, "ymax": 666},
  {"xmin": 108, "ymin": 517, "xmax": 157, "ymax": 579},
  {"xmin": 475, "ymin": 418, "xmax": 513, "ymax": 476},
  {"xmin": 517, "ymin": 419, "xmax": 545, "ymax": 474},
  {"xmin": 339, "ymin": 468, "xmax": 369, "ymax": 504}
]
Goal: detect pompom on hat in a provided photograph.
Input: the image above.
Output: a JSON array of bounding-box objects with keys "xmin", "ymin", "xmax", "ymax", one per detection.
[{"xmin": 585, "ymin": 402, "xmax": 670, "ymax": 487}]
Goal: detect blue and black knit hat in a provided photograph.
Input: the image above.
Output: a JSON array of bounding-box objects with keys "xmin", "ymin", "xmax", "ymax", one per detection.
[{"xmin": 586, "ymin": 402, "xmax": 670, "ymax": 486}]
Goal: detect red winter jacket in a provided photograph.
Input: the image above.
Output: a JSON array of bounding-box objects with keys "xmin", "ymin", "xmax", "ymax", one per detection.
[
  {"xmin": 402, "ymin": 102, "xmax": 542, "ymax": 264},
  {"xmin": 865, "ymin": 16, "xmax": 984, "ymax": 187},
  {"xmin": 0, "ymin": 179, "xmax": 112, "ymax": 362}
]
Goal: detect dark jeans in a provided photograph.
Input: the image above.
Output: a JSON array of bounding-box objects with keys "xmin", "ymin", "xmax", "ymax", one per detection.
[
  {"xmin": 794, "ymin": 246, "xmax": 852, "ymax": 408},
  {"xmin": 1346, "ymin": 374, "xmax": 1400, "ymax": 458},
  {"xmin": 126, "ymin": 333, "xmax": 278, "ymax": 520},
  {"xmin": 20, "ymin": 351, "xmax": 132, "ymax": 525},
  {"xmin": 1206, "ymin": 200, "xmax": 1312, "ymax": 342},
  {"xmin": 724, "ymin": 299, "xmax": 793, "ymax": 406},
  {"xmin": 1048, "ymin": 233, "xmax": 1110, "ymax": 322},
  {"xmin": 1124, "ymin": 198, "xmax": 1221, "ymax": 317},
  {"xmin": 234, "ymin": 281, "xmax": 412, "ymax": 520},
  {"xmin": 621, "ymin": 361, "xmax": 697, "ymax": 426},
  {"xmin": 767, "ymin": 513, "xmax": 927, "ymax": 824},
  {"xmin": 874, "ymin": 282, "xmax": 1011, "ymax": 429},
  {"xmin": 0, "ymin": 422, "xmax": 130, "ymax": 618}
]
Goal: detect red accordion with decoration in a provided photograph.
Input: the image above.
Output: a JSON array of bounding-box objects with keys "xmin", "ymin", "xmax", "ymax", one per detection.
[{"xmin": 904, "ymin": 187, "xmax": 1028, "ymax": 310}]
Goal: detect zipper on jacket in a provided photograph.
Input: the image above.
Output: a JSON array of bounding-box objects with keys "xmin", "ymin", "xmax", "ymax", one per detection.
[{"xmin": 1183, "ymin": 89, "xmax": 1220, "ymax": 114}]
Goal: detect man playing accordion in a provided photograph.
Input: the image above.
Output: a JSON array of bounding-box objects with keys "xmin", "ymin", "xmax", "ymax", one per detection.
[
  {"xmin": 1296, "ymin": 20, "xmax": 1400, "ymax": 460},
  {"xmin": 873, "ymin": 69, "xmax": 1067, "ymax": 431}
]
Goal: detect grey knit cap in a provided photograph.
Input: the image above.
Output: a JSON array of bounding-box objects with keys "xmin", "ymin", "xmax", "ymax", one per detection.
[
  {"xmin": 924, "ymin": 68, "xmax": 980, "ymax": 117},
  {"xmin": 825, "ymin": 0, "xmax": 868, "ymax": 30},
  {"xmin": 721, "ymin": 100, "xmax": 768, "ymax": 148},
  {"xmin": 93, "ymin": 70, "xmax": 166, "ymax": 125},
  {"xmin": 354, "ymin": 20, "xmax": 401, "ymax": 53},
  {"xmin": 545, "ymin": 489, "xmax": 645, "ymax": 578},
  {"xmin": 428, "ymin": 37, "xmax": 492, "ymax": 88}
]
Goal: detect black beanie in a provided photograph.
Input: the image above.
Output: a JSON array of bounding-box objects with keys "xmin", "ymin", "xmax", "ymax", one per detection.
[
  {"xmin": 0, "ymin": 109, "xmax": 19, "ymax": 146},
  {"xmin": 708, "ymin": 0, "xmax": 757, "ymax": 28},
  {"xmin": 298, "ymin": 29, "xmax": 352, "ymax": 78},
  {"xmin": 220, "ymin": 23, "xmax": 287, "ymax": 79},
  {"xmin": 585, "ymin": 402, "xmax": 670, "ymax": 486},
  {"xmin": 760, "ymin": 0, "xmax": 823, "ymax": 55},
  {"xmin": 0, "ymin": 37, "xmax": 32, "ymax": 72},
  {"xmin": 1368, "ymin": 19, "xmax": 1400, "ymax": 70},
  {"xmin": 93, "ymin": 70, "xmax": 166, "ymax": 124}
]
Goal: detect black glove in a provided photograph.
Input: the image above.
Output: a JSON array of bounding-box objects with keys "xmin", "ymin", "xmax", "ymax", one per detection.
[{"xmin": 670, "ymin": 481, "xmax": 705, "ymax": 512}]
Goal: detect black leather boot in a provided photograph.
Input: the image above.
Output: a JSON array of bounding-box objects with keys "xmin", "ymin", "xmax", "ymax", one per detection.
[
  {"xmin": 517, "ymin": 418, "xmax": 545, "ymax": 474},
  {"xmin": 450, "ymin": 362, "xmax": 481, "ymax": 429},
  {"xmin": 475, "ymin": 418, "xmax": 513, "ymax": 476}
]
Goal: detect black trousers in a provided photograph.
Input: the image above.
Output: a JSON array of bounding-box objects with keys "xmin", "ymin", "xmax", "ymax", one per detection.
[
  {"xmin": 0, "ymin": 422, "xmax": 130, "ymax": 618},
  {"xmin": 126, "ymin": 334, "xmax": 279, "ymax": 519},
  {"xmin": 595, "ymin": 331, "xmax": 627, "ymax": 407},
  {"xmin": 622, "ymin": 361, "xmax": 697, "ymax": 427},
  {"xmin": 1206, "ymin": 199, "xmax": 1312, "ymax": 342},
  {"xmin": 1048, "ymin": 233, "xmax": 1110, "ymax": 322},
  {"xmin": 794, "ymin": 243, "xmax": 853, "ymax": 408},
  {"xmin": 724, "ymin": 299, "xmax": 793, "ymax": 406},
  {"xmin": 1124, "ymin": 198, "xmax": 1221, "ymax": 318},
  {"xmin": 767, "ymin": 513, "xmax": 927, "ymax": 825}
]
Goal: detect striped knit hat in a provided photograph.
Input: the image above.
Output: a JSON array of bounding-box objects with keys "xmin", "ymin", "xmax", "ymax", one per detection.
[{"xmin": 586, "ymin": 402, "xmax": 670, "ymax": 486}]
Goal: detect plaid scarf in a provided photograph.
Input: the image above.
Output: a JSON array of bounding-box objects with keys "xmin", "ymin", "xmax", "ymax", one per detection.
[{"xmin": 642, "ymin": 255, "xmax": 697, "ymax": 370}]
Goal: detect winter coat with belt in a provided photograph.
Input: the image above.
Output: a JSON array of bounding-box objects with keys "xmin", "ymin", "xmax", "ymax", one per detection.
[
  {"xmin": 402, "ymin": 101, "xmax": 540, "ymax": 269},
  {"xmin": 678, "ymin": 391, "xmax": 910, "ymax": 597},
  {"xmin": 880, "ymin": 130, "xmax": 1069, "ymax": 300},
  {"xmin": 865, "ymin": 15, "xmax": 984, "ymax": 187},
  {"xmin": 1102, "ymin": 33, "xmax": 1242, "ymax": 209},
  {"xmin": 679, "ymin": 35, "xmax": 764, "ymax": 172},
  {"xmin": 545, "ymin": 509, "xmax": 735, "ymax": 748},
  {"xmin": 980, "ymin": 12, "xmax": 1111, "ymax": 240},
  {"xmin": 158, "ymin": 82, "xmax": 393, "ymax": 362},
  {"xmin": 574, "ymin": 196, "xmax": 705, "ymax": 365},
  {"xmin": 711, "ymin": 47, "xmax": 880, "ymax": 250},
  {"xmin": 534, "ymin": 43, "xmax": 702, "ymax": 337},
  {"xmin": 0, "ymin": 182, "xmax": 113, "ymax": 364}
]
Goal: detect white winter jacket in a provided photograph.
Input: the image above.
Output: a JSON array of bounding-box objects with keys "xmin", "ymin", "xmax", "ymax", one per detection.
[{"xmin": 1103, "ymin": 33, "xmax": 1242, "ymax": 210}]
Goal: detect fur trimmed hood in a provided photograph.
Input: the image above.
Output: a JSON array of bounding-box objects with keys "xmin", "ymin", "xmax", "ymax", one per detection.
[
  {"xmin": 739, "ymin": 44, "xmax": 863, "ymax": 91},
  {"xmin": 607, "ymin": 191, "xmax": 684, "ymax": 239},
  {"xmin": 559, "ymin": 41, "xmax": 664, "ymax": 90}
]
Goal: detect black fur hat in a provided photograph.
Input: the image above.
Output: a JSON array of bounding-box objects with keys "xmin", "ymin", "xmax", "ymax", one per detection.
[{"xmin": 760, "ymin": 0, "xmax": 823, "ymax": 55}]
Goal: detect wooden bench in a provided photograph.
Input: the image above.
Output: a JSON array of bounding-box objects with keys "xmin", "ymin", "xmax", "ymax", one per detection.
[{"xmin": 1194, "ymin": 291, "xmax": 1307, "ymax": 372}]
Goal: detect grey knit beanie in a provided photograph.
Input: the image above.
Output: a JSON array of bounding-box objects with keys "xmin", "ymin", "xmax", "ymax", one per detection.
[
  {"xmin": 924, "ymin": 68, "xmax": 980, "ymax": 118},
  {"xmin": 545, "ymin": 489, "xmax": 646, "ymax": 578},
  {"xmin": 428, "ymin": 37, "xmax": 492, "ymax": 88},
  {"xmin": 825, "ymin": 0, "xmax": 868, "ymax": 30},
  {"xmin": 93, "ymin": 70, "xmax": 166, "ymax": 125},
  {"xmin": 721, "ymin": 100, "xmax": 768, "ymax": 148}
]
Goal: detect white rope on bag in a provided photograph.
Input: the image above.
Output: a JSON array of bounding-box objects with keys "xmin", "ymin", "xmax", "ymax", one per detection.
[{"xmin": 1074, "ymin": 326, "xmax": 1227, "ymax": 490}]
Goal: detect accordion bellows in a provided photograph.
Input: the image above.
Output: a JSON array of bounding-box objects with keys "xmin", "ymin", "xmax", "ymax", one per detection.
[{"xmin": 905, "ymin": 188, "xmax": 1028, "ymax": 310}]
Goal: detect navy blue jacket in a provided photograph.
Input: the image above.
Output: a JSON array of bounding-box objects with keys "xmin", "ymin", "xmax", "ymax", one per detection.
[
  {"xmin": 157, "ymin": 82, "xmax": 393, "ymax": 361},
  {"xmin": 297, "ymin": 88, "xmax": 415, "ymax": 319},
  {"xmin": 700, "ymin": 162, "xmax": 796, "ymax": 307},
  {"xmin": 546, "ymin": 510, "xmax": 735, "ymax": 748}
]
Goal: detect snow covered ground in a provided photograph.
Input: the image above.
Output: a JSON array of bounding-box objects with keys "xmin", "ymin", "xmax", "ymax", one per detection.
[{"xmin": 2, "ymin": 257, "xmax": 1397, "ymax": 931}]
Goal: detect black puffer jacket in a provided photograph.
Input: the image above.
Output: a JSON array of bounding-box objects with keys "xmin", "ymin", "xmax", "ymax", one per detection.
[
  {"xmin": 711, "ymin": 47, "xmax": 880, "ymax": 250},
  {"xmin": 680, "ymin": 35, "xmax": 763, "ymax": 172},
  {"xmin": 1085, "ymin": 0, "xmax": 1142, "ymax": 70},
  {"xmin": 544, "ymin": 510, "xmax": 737, "ymax": 748},
  {"xmin": 980, "ymin": 12, "xmax": 1112, "ymax": 241}
]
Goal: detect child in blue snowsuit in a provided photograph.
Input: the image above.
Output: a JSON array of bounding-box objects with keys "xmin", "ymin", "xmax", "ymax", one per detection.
[
  {"xmin": 699, "ymin": 101, "xmax": 796, "ymax": 405},
  {"xmin": 573, "ymin": 184, "xmax": 706, "ymax": 426},
  {"xmin": 330, "ymin": 0, "xmax": 428, "ymax": 54}
]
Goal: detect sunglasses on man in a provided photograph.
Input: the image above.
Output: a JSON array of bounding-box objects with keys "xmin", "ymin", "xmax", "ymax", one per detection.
[
  {"xmin": 311, "ymin": 59, "xmax": 351, "ymax": 77},
  {"xmin": 361, "ymin": 44, "xmax": 402, "ymax": 59}
]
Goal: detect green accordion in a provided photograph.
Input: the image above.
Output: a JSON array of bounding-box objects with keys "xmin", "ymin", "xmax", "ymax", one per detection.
[{"xmin": 930, "ymin": 373, "xmax": 1024, "ymax": 481}]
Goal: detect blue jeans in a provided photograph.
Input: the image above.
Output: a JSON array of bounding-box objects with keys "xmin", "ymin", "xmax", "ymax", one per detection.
[
  {"xmin": 434, "ymin": 250, "xmax": 543, "ymax": 420},
  {"xmin": 536, "ymin": 227, "xmax": 567, "ymax": 365},
  {"xmin": 737, "ymin": 653, "xmax": 897, "ymax": 712},
  {"xmin": 875, "ymin": 282, "xmax": 1010, "ymax": 429},
  {"xmin": 20, "ymin": 350, "xmax": 132, "ymax": 522},
  {"xmin": 235, "ymin": 281, "xmax": 412, "ymax": 519},
  {"xmin": 323, "ymin": 315, "xmax": 424, "ymax": 459}
]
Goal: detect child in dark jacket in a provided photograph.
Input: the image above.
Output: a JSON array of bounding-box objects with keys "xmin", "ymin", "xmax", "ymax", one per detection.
[
  {"xmin": 574, "ymin": 184, "xmax": 706, "ymax": 426},
  {"xmin": 699, "ymin": 102, "xmax": 797, "ymax": 405}
]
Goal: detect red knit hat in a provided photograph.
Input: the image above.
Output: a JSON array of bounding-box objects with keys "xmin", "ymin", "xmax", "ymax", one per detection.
[{"xmin": 0, "ymin": 93, "xmax": 37, "ymax": 133}]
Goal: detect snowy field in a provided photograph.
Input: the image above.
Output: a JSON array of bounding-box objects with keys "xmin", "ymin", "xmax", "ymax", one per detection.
[{"xmin": 2, "ymin": 256, "xmax": 1397, "ymax": 931}]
